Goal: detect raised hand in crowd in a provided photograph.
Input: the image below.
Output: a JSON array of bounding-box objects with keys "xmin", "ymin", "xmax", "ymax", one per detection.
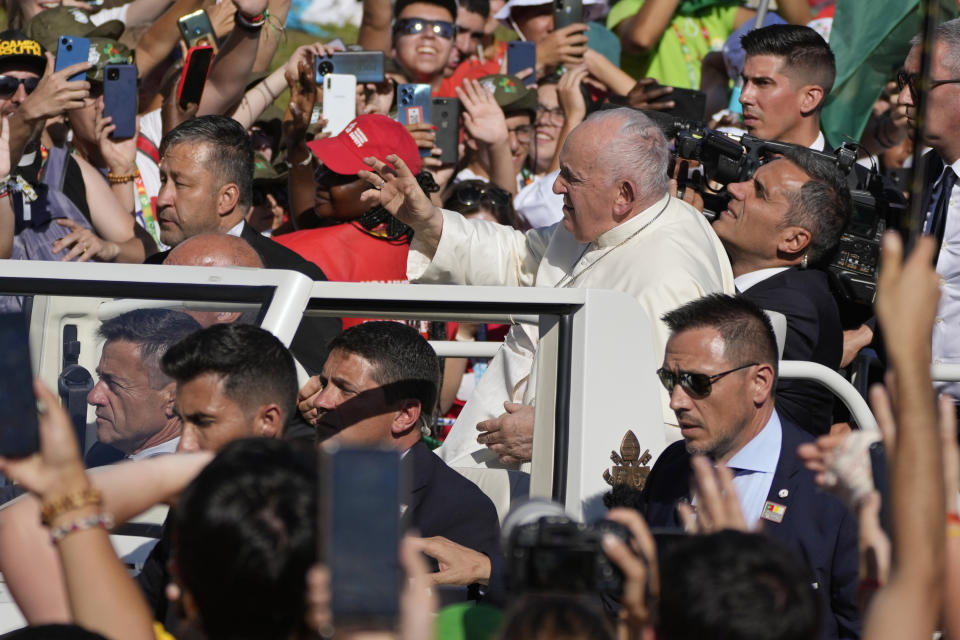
[
  {"xmin": 677, "ymin": 455, "xmax": 753, "ymax": 534},
  {"xmin": 603, "ymin": 507, "xmax": 659, "ymax": 638},
  {"xmin": 0, "ymin": 116, "xmax": 13, "ymax": 260},
  {"xmin": 536, "ymin": 23, "xmax": 588, "ymax": 72},
  {"xmin": 457, "ymin": 78, "xmax": 518, "ymax": 196},
  {"xmin": 546, "ymin": 64, "xmax": 588, "ymax": 173}
]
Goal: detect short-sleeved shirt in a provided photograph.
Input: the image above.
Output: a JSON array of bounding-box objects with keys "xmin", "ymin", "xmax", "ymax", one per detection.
[{"xmin": 606, "ymin": 0, "xmax": 739, "ymax": 87}]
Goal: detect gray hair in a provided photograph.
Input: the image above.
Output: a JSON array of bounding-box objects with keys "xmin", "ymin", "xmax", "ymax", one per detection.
[
  {"xmin": 585, "ymin": 108, "xmax": 670, "ymax": 201},
  {"xmin": 912, "ymin": 18, "xmax": 960, "ymax": 75}
]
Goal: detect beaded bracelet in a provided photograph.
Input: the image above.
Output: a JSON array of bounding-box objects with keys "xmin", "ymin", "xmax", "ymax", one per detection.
[
  {"xmin": 107, "ymin": 172, "xmax": 136, "ymax": 184},
  {"xmin": 40, "ymin": 487, "xmax": 103, "ymax": 526},
  {"xmin": 50, "ymin": 512, "xmax": 114, "ymax": 543}
]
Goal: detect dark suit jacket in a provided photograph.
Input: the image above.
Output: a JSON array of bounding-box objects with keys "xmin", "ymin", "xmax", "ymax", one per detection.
[
  {"xmin": 741, "ymin": 268, "xmax": 842, "ymax": 435},
  {"xmin": 145, "ymin": 223, "xmax": 342, "ymax": 374},
  {"xmin": 402, "ymin": 440, "xmax": 504, "ymax": 602},
  {"xmin": 642, "ymin": 417, "xmax": 861, "ymax": 640}
]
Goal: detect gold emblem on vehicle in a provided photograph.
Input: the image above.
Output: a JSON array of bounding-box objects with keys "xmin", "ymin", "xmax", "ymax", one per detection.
[{"xmin": 602, "ymin": 430, "xmax": 652, "ymax": 490}]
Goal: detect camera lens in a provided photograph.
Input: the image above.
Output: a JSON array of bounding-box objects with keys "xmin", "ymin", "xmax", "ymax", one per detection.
[
  {"xmin": 65, "ymin": 44, "xmax": 72, "ymax": 51},
  {"xmin": 318, "ymin": 61, "xmax": 333, "ymax": 75},
  {"xmin": 108, "ymin": 68, "xmax": 119, "ymax": 81}
]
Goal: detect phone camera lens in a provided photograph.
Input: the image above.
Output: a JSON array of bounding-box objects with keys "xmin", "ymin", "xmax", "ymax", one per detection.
[
  {"xmin": 318, "ymin": 61, "xmax": 334, "ymax": 75},
  {"xmin": 65, "ymin": 44, "xmax": 72, "ymax": 51},
  {"xmin": 108, "ymin": 68, "xmax": 119, "ymax": 81}
]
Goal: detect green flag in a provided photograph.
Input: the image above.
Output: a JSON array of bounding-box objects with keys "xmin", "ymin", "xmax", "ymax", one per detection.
[{"xmin": 822, "ymin": 0, "xmax": 958, "ymax": 148}]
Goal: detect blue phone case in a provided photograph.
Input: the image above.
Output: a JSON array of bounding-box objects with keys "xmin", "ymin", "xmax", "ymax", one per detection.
[
  {"xmin": 55, "ymin": 36, "xmax": 90, "ymax": 83},
  {"xmin": 397, "ymin": 84, "xmax": 432, "ymax": 157},
  {"xmin": 507, "ymin": 41, "xmax": 536, "ymax": 86},
  {"xmin": 103, "ymin": 64, "xmax": 137, "ymax": 139}
]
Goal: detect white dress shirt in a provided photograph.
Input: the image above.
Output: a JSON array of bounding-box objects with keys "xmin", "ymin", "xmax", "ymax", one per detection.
[{"xmin": 930, "ymin": 156, "xmax": 960, "ymax": 398}]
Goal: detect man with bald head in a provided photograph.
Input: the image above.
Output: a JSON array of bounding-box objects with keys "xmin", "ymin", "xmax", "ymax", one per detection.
[
  {"xmin": 145, "ymin": 117, "xmax": 341, "ymax": 373},
  {"xmin": 164, "ymin": 233, "xmax": 264, "ymax": 269},
  {"xmin": 363, "ymin": 107, "xmax": 734, "ymax": 470}
]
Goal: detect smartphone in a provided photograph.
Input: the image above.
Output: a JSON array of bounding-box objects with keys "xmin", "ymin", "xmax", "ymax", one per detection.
[
  {"xmin": 322, "ymin": 73, "xmax": 357, "ymax": 136},
  {"xmin": 663, "ymin": 87, "xmax": 707, "ymax": 121},
  {"xmin": 177, "ymin": 45, "xmax": 214, "ymax": 109},
  {"xmin": 553, "ymin": 0, "xmax": 583, "ymax": 29},
  {"xmin": 178, "ymin": 9, "xmax": 218, "ymax": 52},
  {"xmin": 316, "ymin": 51, "xmax": 385, "ymax": 84},
  {"xmin": 55, "ymin": 35, "xmax": 90, "ymax": 83},
  {"xmin": 397, "ymin": 83, "xmax": 432, "ymax": 126},
  {"xmin": 0, "ymin": 312, "xmax": 39, "ymax": 458},
  {"xmin": 103, "ymin": 64, "xmax": 137, "ymax": 139},
  {"xmin": 431, "ymin": 97, "xmax": 460, "ymax": 164},
  {"xmin": 322, "ymin": 446, "xmax": 405, "ymax": 629},
  {"xmin": 507, "ymin": 41, "xmax": 536, "ymax": 86}
]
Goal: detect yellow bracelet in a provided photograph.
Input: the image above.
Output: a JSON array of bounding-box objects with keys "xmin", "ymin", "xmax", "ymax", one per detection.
[
  {"xmin": 40, "ymin": 487, "xmax": 103, "ymax": 526},
  {"xmin": 107, "ymin": 172, "xmax": 136, "ymax": 184}
]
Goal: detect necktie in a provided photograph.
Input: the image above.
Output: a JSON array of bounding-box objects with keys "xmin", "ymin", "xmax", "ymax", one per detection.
[{"xmin": 929, "ymin": 166, "xmax": 958, "ymax": 257}]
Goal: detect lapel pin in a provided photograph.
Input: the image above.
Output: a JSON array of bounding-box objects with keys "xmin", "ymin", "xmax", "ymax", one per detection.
[
  {"xmin": 762, "ymin": 500, "xmax": 787, "ymax": 524},
  {"xmin": 778, "ymin": 488, "xmax": 789, "ymax": 498}
]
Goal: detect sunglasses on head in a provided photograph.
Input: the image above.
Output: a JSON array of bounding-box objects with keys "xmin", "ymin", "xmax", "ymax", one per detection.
[
  {"xmin": 0, "ymin": 75, "xmax": 39, "ymax": 98},
  {"xmin": 656, "ymin": 362, "xmax": 758, "ymax": 399},
  {"xmin": 394, "ymin": 17, "xmax": 455, "ymax": 40}
]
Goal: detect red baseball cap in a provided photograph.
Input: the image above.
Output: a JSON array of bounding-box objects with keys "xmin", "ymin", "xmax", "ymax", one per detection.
[{"xmin": 306, "ymin": 114, "xmax": 422, "ymax": 176}]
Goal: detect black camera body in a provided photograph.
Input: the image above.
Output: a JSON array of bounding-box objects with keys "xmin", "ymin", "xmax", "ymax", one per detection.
[{"xmin": 505, "ymin": 516, "xmax": 632, "ymax": 595}]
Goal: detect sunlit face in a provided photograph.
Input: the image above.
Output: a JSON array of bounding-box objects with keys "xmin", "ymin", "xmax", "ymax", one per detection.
[
  {"xmin": 0, "ymin": 68, "xmax": 40, "ymax": 117},
  {"xmin": 662, "ymin": 328, "xmax": 758, "ymax": 461},
  {"xmin": 552, "ymin": 123, "xmax": 620, "ymax": 242},
  {"xmin": 506, "ymin": 112, "xmax": 533, "ymax": 175},
  {"xmin": 712, "ymin": 159, "xmax": 810, "ymax": 269},
  {"xmin": 393, "ymin": 3, "xmax": 456, "ymax": 82},
  {"xmin": 87, "ymin": 340, "xmax": 172, "ymax": 455},
  {"xmin": 533, "ymin": 83, "xmax": 563, "ymax": 173},
  {"xmin": 156, "ymin": 142, "xmax": 224, "ymax": 247},
  {"xmin": 313, "ymin": 349, "xmax": 396, "ymax": 446},
  {"xmin": 739, "ymin": 54, "xmax": 806, "ymax": 142},
  {"xmin": 174, "ymin": 372, "xmax": 258, "ymax": 452}
]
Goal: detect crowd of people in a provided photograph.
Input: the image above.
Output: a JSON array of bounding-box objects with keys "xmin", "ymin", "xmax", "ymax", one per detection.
[{"xmin": 0, "ymin": 0, "xmax": 955, "ymax": 637}]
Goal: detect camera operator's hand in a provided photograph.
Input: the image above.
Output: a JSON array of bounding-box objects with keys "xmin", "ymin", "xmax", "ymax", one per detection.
[
  {"xmin": 677, "ymin": 455, "xmax": 753, "ymax": 533},
  {"xmin": 409, "ymin": 536, "xmax": 491, "ymax": 585},
  {"xmin": 626, "ymin": 77, "xmax": 675, "ymax": 111},
  {"xmin": 476, "ymin": 401, "xmax": 534, "ymax": 465},
  {"xmin": 537, "ymin": 23, "xmax": 588, "ymax": 71},
  {"xmin": 603, "ymin": 508, "xmax": 659, "ymax": 634}
]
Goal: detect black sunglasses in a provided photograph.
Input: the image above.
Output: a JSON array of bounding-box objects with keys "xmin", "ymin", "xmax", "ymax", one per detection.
[
  {"xmin": 450, "ymin": 182, "xmax": 512, "ymax": 208},
  {"xmin": 0, "ymin": 75, "xmax": 39, "ymax": 98},
  {"xmin": 394, "ymin": 17, "xmax": 455, "ymax": 40},
  {"xmin": 896, "ymin": 70, "xmax": 960, "ymax": 98},
  {"xmin": 656, "ymin": 362, "xmax": 758, "ymax": 399}
]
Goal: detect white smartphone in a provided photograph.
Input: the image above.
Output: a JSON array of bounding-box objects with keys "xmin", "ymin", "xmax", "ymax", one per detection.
[{"xmin": 322, "ymin": 73, "xmax": 357, "ymax": 136}]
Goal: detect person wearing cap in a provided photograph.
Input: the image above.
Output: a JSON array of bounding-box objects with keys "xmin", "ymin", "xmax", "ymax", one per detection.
[
  {"xmin": 0, "ymin": 28, "xmax": 157, "ymax": 266},
  {"xmin": 454, "ymin": 75, "xmax": 535, "ymax": 195},
  {"xmin": 143, "ymin": 115, "xmax": 341, "ymax": 376},
  {"xmin": 275, "ymin": 114, "xmax": 427, "ymax": 291},
  {"xmin": 360, "ymin": 106, "xmax": 733, "ymax": 470}
]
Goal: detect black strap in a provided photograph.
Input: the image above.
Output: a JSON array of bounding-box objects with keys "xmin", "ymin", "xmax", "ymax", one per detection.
[{"xmin": 931, "ymin": 166, "xmax": 958, "ymax": 263}]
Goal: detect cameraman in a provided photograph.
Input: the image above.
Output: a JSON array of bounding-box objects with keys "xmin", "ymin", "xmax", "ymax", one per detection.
[{"xmin": 712, "ymin": 147, "xmax": 850, "ymax": 435}]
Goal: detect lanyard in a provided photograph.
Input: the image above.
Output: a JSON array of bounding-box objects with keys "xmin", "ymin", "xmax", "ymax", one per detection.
[
  {"xmin": 133, "ymin": 170, "xmax": 160, "ymax": 246},
  {"xmin": 671, "ymin": 17, "xmax": 713, "ymax": 89}
]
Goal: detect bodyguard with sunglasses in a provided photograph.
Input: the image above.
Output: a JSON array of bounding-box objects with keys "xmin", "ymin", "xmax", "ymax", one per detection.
[{"xmin": 643, "ymin": 294, "xmax": 860, "ymax": 640}]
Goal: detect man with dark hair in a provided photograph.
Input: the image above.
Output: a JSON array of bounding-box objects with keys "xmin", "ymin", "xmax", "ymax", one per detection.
[
  {"xmin": 642, "ymin": 293, "xmax": 859, "ymax": 639},
  {"xmin": 739, "ymin": 24, "xmax": 836, "ymax": 149},
  {"xmin": 313, "ymin": 321, "xmax": 502, "ymax": 594},
  {"xmin": 173, "ymin": 438, "xmax": 316, "ymax": 640},
  {"xmin": 658, "ymin": 530, "xmax": 820, "ymax": 640},
  {"xmin": 162, "ymin": 322, "xmax": 298, "ymax": 452},
  {"xmin": 146, "ymin": 115, "xmax": 341, "ymax": 375},
  {"xmin": 86, "ymin": 309, "xmax": 202, "ymax": 463},
  {"xmin": 712, "ymin": 147, "xmax": 849, "ymax": 434},
  {"xmin": 392, "ymin": 0, "xmax": 458, "ymax": 93},
  {"xmin": 445, "ymin": 0, "xmax": 489, "ymax": 77}
]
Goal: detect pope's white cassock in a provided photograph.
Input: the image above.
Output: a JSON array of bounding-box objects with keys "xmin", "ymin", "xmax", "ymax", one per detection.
[{"xmin": 408, "ymin": 193, "xmax": 735, "ymax": 469}]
